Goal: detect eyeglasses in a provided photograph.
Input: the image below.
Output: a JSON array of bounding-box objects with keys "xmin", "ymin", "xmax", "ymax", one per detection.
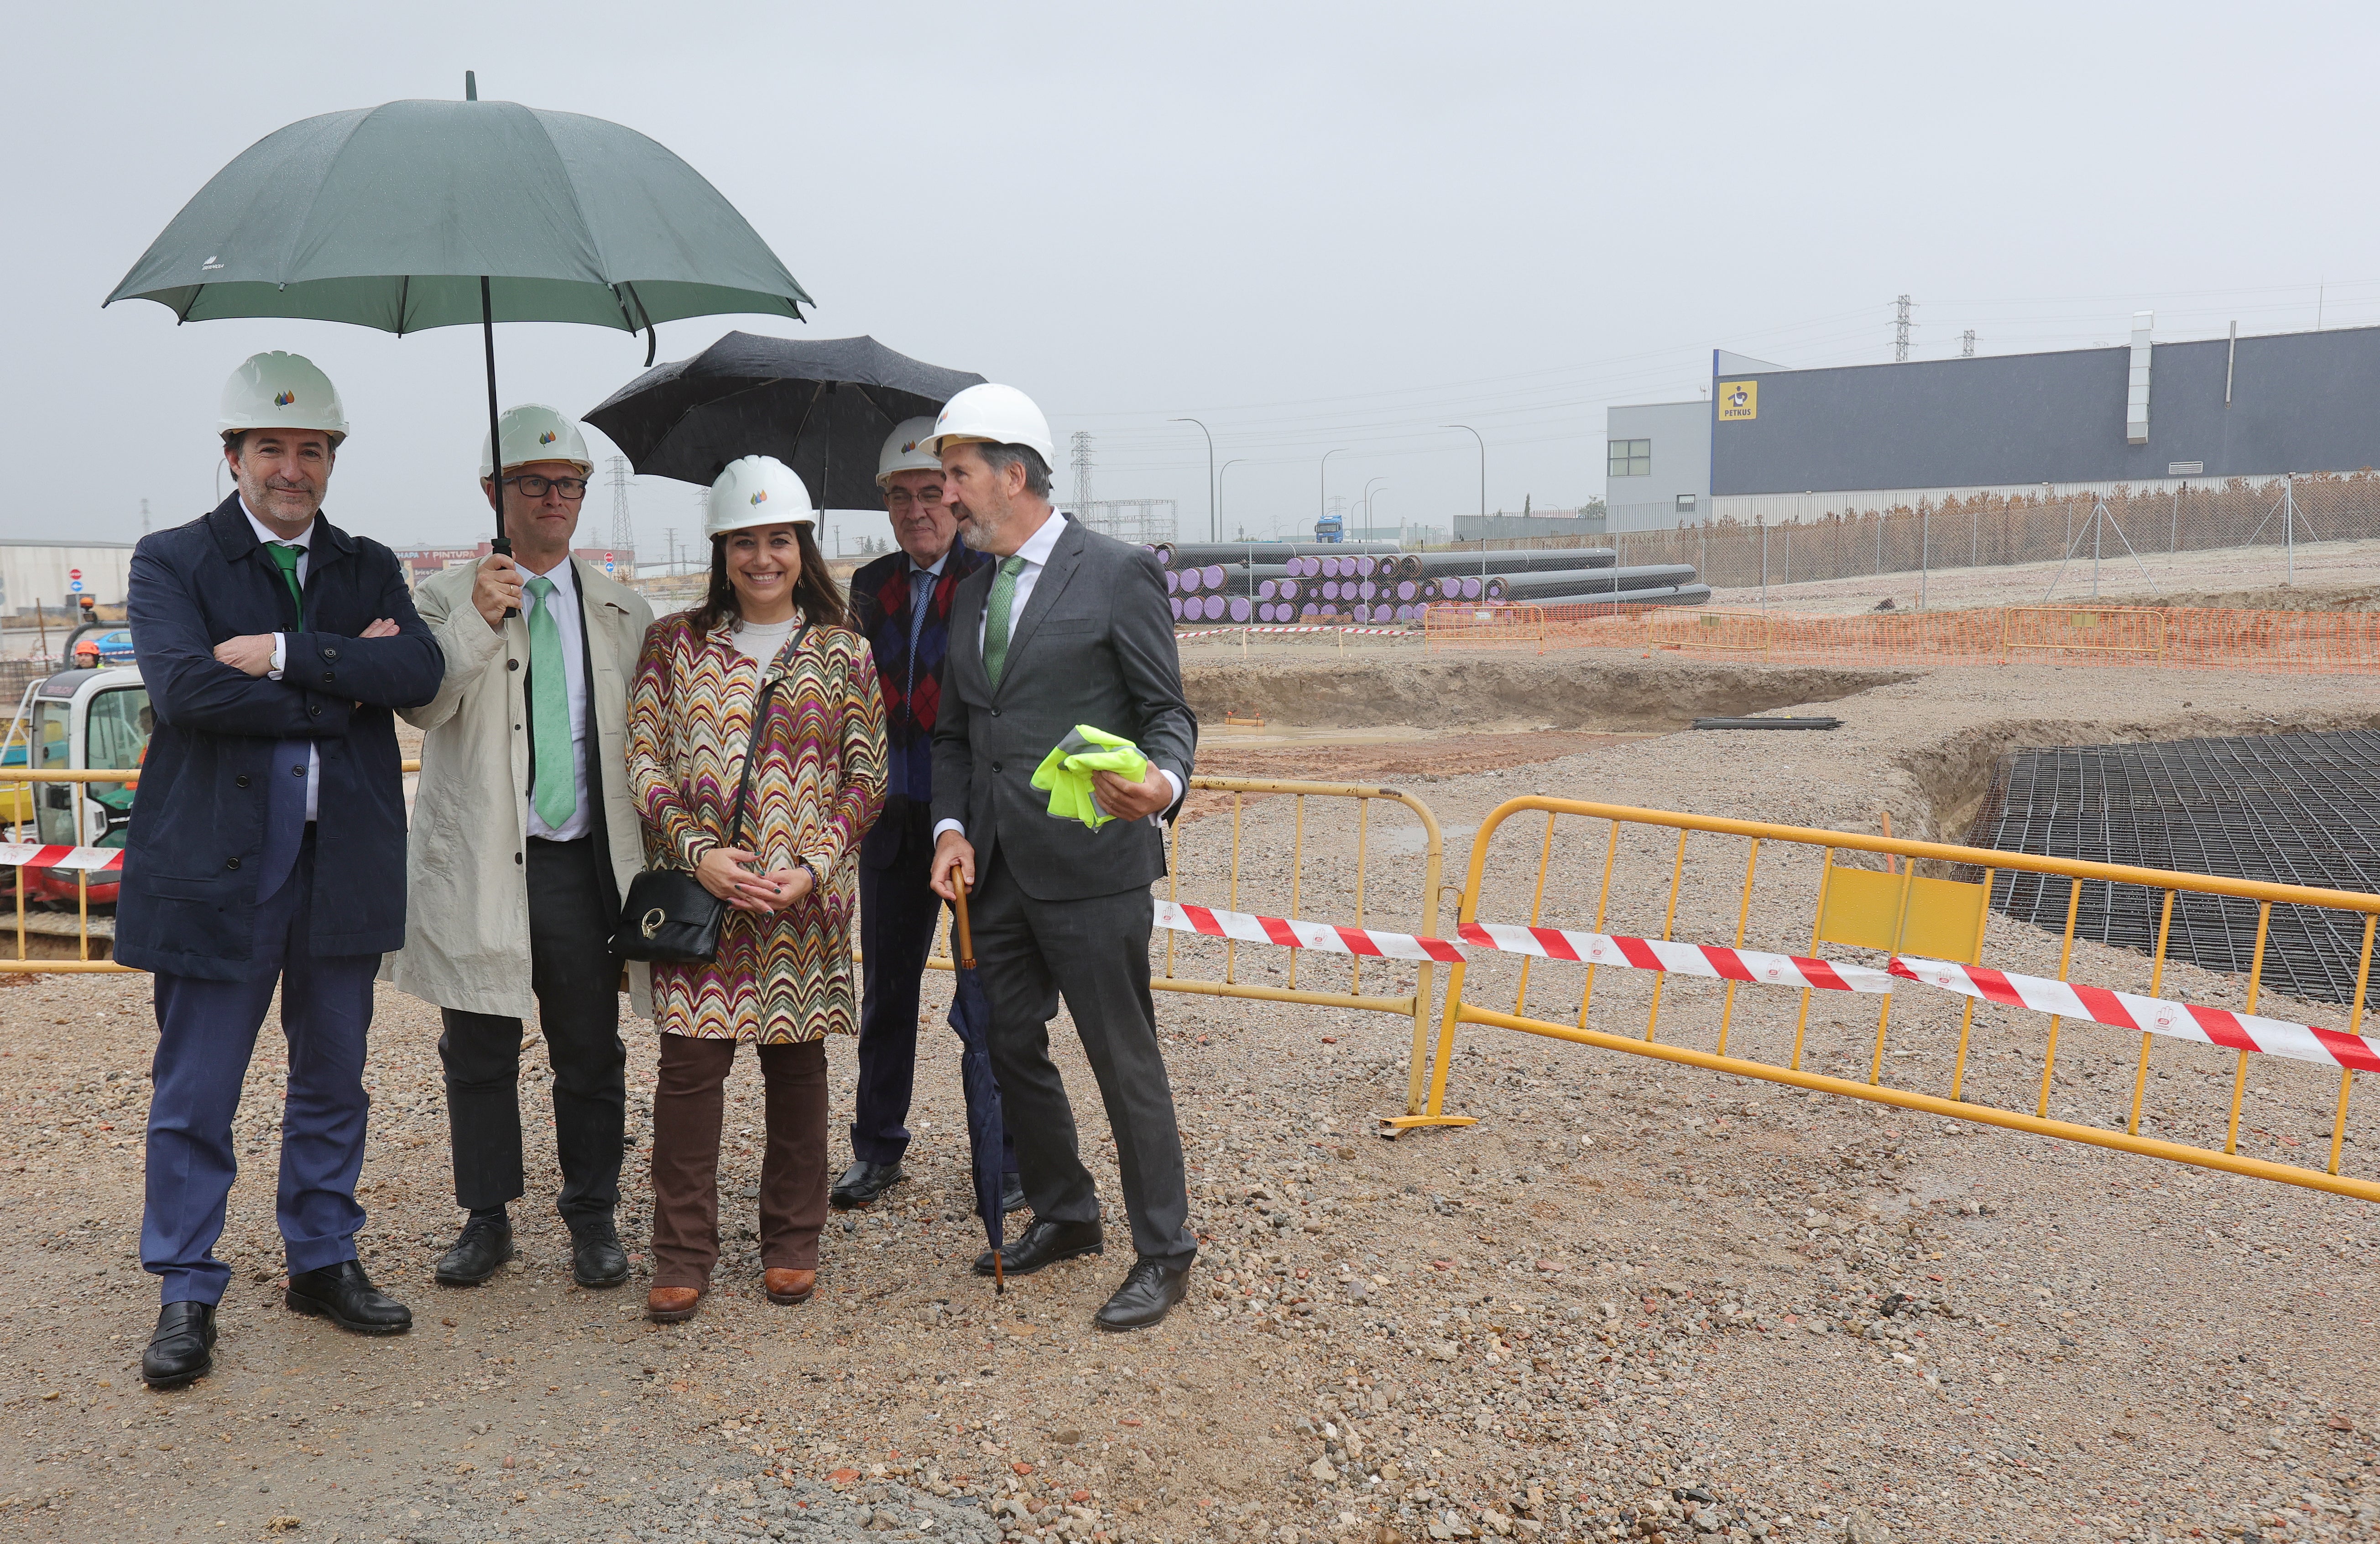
[
  {"xmin": 504, "ymin": 475, "xmax": 589, "ymax": 500},
  {"xmin": 885, "ymin": 486, "xmax": 945, "ymax": 509}
]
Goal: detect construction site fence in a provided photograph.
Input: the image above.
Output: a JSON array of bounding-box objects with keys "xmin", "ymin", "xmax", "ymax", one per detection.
[
  {"xmin": 886, "ymin": 776, "xmax": 1454, "ymax": 1116},
  {"xmin": 1407, "ymin": 794, "xmax": 2380, "ymax": 1205},
  {"xmin": 1426, "ymin": 600, "xmax": 2380, "ymax": 674},
  {"xmin": 0, "ymin": 764, "xmax": 423, "ymax": 972},
  {"xmin": 1444, "ymin": 472, "xmax": 2380, "ymax": 590}
]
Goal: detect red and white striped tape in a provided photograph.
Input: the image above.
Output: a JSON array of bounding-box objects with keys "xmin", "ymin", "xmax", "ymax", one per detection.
[
  {"xmin": 1175, "ymin": 626, "xmax": 1414, "ymax": 641},
  {"xmin": 1155, "ymin": 900, "xmax": 1462, "ymax": 961},
  {"xmin": 1153, "ymin": 900, "xmax": 2380, "ymax": 1073},
  {"xmin": 0, "ymin": 842, "xmax": 123, "ymax": 872},
  {"xmin": 1888, "ymin": 955, "xmax": 2380, "ymax": 1073},
  {"xmin": 1458, "ymin": 921, "xmax": 1893, "ymax": 994},
  {"xmin": 1153, "ymin": 902, "xmax": 1886, "ymax": 991}
]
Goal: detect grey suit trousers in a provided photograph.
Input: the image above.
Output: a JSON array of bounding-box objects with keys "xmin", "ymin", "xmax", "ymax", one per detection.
[{"xmin": 968, "ymin": 850, "xmax": 1195, "ymax": 1268}]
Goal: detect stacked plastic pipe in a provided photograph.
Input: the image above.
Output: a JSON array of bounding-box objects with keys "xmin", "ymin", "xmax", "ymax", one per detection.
[{"xmin": 1150, "ymin": 542, "xmax": 1707, "ymax": 626}]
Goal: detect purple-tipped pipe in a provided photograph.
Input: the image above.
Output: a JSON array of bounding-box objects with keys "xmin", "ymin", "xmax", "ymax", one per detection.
[
  {"xmin": 1228, "ymin": 596, "xmax": 1253, "ymax": 623},
  {"xmin": 1458, "ymin": 576, "xmax": 1484, "ymax": 600},
  {"xmin": 1355, "ymin": 555, "xmax": 1376, "ymax": 578},
  {"xmin": 1164, "ymin": 569, "xmax": 1180, "ymax": 594},
  {"xmin": 1397, "ymin": 579, "xmax": 1417, "ymax": 601},
  {"xmin": 1300, "ymin": 602, "xmax": 1318, "ymax": 618},
  {"xmin": 1200, "ymin": 564, "xmax": 1226, "ymax": 590},
  {"xmin": 1169, "ymin": 597, "xmax": 1184, "ymax": 620}
]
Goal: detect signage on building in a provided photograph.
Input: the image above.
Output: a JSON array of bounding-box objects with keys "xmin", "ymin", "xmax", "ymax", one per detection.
[
  {"xmin": 2166, "ymin": 461, "xmax": 2204, "ymax": 475},
  {"xmin": 1718, "ymin": 381, "xmax": 1758, "ymax": 422}
]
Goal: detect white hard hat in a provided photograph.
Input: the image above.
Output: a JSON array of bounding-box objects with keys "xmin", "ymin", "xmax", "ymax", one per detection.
[
  {"xmin": 913, "ymin": 383, "xmax": 1055, "ymax": 467},
  {"xmin": 876, "ymin": 417, "xmax": 944, "ymax": 488},
  {"xmin": 219, "ymin": 350, "xmax": 348, "ymax": 443},
  {"xmin": 704, "ymin": 455, "xmax": 817, "ymax": 537},
  {"xmin": 480, "ymin": 403, "xmax": 594, "ymax": 479}
]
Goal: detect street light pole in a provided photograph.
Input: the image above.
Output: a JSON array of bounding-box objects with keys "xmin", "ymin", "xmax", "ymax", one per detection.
[
  {"xmin": 1169, "ymin": 417, "xmax": 1216, "ymax": 542},
  {"xmin": 1320, "ymin": 447, "xmax": 1349, "ymax": 536},
  {"xmin": 1361, "ymin": 476, "xmax": 1387, "ymax": 533},
  {"xmin": 1443, "ymin": 424, "xmax": 1486, "ymax": 529},
  {"xmin": 1219, "ymin": 458, "xmax": 1248, "ymax": 539}
]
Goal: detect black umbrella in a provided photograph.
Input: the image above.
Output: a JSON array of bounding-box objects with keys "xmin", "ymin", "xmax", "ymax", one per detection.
[
  {"xmin": 945, "ymin": 873, "xmax": 1011, "ymax": 1292},
  {"xmin": 585, "ymin": 331, "xmax": 984, "ymax": 506}
]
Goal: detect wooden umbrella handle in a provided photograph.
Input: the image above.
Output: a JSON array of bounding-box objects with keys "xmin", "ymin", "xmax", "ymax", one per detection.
[{"xmin": 947, "ymin": 861, "xmax": 975, "ymax": 970}]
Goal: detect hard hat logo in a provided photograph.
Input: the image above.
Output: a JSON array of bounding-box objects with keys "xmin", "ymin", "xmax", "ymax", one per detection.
[
  {"xmin": 538, "ymin": 429, "xmax": 557, "ymax": 445},
  {"xmin": 751, "ymin": 490, "xmax": 769, "ymax": 506},
  {"xmin": 273, "ymin": 390, "xmax": 296, "ymax": 408}
]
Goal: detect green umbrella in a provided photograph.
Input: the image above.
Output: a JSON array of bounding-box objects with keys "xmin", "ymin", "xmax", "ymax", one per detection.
[{"xmin": 104, "ymin": 72, "xmax": 812, "ymax": 552}]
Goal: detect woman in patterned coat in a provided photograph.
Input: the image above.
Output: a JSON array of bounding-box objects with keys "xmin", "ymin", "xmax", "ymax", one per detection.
[{"xmin": 627, "ymin": 456, "xmax": 887, "ymax": 1322}]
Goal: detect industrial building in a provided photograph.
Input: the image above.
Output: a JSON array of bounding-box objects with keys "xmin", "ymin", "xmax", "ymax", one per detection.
[
  {"xmin": 1693, "ymin": 322, "xmax": 2380, "ymax": 525},
  {"xmin": 0, "ymin": 540, "xmax": 137, "ymax": 615},
  {"xmin": 1603, "ymin": 395, "xmax": 1717, "ymax": 532}
]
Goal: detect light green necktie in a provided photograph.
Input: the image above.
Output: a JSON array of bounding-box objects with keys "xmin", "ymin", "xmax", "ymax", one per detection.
[
  {"xmin": 265, "ymin": 542, "xmax": 303, "ymax": 622},
  {"xmin": 981, "ymin": 554, "xmax": 1027, "ymax": 690},
  {"xmin": 524, "ymin": 575, "xmax": 576, "ymax": 829}
]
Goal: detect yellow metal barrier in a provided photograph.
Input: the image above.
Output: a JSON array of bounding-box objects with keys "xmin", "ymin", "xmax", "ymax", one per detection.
[
  {"xmin": 1407, "ymin": 795, "xmax": 2380, "ymax": 1204},
  {"xmin": 1645, "ymin": 608, "xmax": 1771, "ymax": 658},
  {"xmin": 0, "ymin": 762, "xmax": 423, "ymax": 973},
  {"xmin": 2001, "ymin": 605, "xmax": 2168, "ymax": 662},
  {"xmin": 1420, "ymin": 603, "xmax": 1545, "ymax": 654},
  {"xmin": 893, "ymin": 777, "xmax": 1449, "ymax": 1116}
]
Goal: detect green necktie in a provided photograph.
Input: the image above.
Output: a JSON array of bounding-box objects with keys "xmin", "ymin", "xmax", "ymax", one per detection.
[
  {"xmin": 265, "ymin": 542, "xmax": 303, "ymax": 623},
  {"xmin": 524, "ymin": 575, "xmax": 577, "ymax": 829},
  {"xmin": 982, "ymin": 554, "xmax": 1027, "ymax": 690}
]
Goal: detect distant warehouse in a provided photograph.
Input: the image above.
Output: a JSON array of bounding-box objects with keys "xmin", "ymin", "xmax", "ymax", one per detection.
[
  {"xmin": 1701, "ymin": 320, "xmax": 2380, "ymax": 525},
  {"xmin": 0, "ymin": 540, "xmax": 137, "ymax": 614}
]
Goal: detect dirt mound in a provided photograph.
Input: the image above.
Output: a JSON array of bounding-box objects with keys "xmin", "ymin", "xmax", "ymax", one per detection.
[
  {"xmin": 2056, "ymin": 581, "xmax": 2380, "ymax": 612},
  {"xmin": 1182, "ymin": 655, "xmax": 1906, "ymax": 733}
]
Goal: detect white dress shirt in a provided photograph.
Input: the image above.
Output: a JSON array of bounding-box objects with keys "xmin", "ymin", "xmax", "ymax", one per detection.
[
  {"xmin": 241, "ymin": 501, "xmax": 320, "ymax": 821},
  {"xmin": 935, "ymin": 511, "xmax": 1180, "ymax": 842},
  {"xmin": 523, "ymin": 557, "xmax": 593, "ymax": 841}
]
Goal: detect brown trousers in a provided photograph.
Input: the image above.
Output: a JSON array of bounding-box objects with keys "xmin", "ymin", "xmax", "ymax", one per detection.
[{"xmin": 648, "ymin": 1035, "xmax": 828, "ymax": 1290}]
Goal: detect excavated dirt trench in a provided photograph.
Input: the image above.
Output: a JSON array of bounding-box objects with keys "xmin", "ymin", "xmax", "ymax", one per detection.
[{"xmin": 1181, "ymin": 655, "xmax": 1907, "ymax": 734}]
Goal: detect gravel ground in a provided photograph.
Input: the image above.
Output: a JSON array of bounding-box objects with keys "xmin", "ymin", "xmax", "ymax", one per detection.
[{"xmin": 5, "ymin": 656, "xmax": 2380, "ymax": 1544}]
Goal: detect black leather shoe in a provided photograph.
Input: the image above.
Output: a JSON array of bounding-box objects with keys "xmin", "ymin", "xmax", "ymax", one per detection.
[
  {"xmin": 570, "ymin": 1221, "xmax": 631, "ymax": 1290},
  {"xmin": 141, "ymin": 1301, "xmax": 216, "ymax": 1389},
  {"xmin": 831, "ymin": 1160, "xmax": 905, "ymax": 1210},
  {"xmin": 433, "ymin": 1217, "xmax": 514, "ymax": 1286},
  {"xmin": 286, "ymin": 1259, "xmax": 412, "ymax": 1335},
  {"xmin": 972, "ymin": 1217, "xmax": 1103, "ymax": 1278},
  {"xmin": 1093, "ymin": 1257, "xmax": 1194, "ymax": 1332}
]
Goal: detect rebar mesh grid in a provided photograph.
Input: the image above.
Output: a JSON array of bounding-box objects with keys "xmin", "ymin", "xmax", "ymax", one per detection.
[{"xmin": 1965, "ymin": 731, "xmax": 2380, "ymax": 1009}]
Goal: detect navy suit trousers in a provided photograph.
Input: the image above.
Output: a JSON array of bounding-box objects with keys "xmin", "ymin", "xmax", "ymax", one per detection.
[
  {"xmin": 852, "ymin": 803, "xmax": 1016, "ymax": 1175},
  {"xmin": 141, "ymin": 832, "xmax": 380, "ymax": 1304}
]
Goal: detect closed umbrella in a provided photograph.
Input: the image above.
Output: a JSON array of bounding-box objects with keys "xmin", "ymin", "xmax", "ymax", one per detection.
[
  {"xmin": 103, "ymin": 73, "xmax": 811, "ymax": 556},
  {"xmin": 585, "ymin": 331, "xmax": 984, "ymax": 508},
  {"xmin": 945, "ymin": 871, "xmax": 1012, "ymax": 1291}
]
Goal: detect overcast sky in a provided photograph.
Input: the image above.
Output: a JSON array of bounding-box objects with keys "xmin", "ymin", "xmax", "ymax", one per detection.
[{"xmin": 11, "ymin": 1, "xmax": 2378, "ymax": 559}]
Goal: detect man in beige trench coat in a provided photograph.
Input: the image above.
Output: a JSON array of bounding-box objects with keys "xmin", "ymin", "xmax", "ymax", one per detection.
[{"xmin": 389, "ymin": 406, "xmax": 654, "ymax": 1291}]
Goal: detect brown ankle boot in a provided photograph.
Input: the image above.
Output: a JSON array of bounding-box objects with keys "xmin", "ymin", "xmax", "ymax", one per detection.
[
  {"xmin": 646, "ymin": 1286, "xmax": 702, "ymax": 1323},
  {"xmin": 763, "ymin": 1268, "xmax": 816, "ymax": 1305}
]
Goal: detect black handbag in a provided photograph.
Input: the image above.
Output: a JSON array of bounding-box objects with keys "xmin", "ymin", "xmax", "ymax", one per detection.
[{"xmin": 612, "ymin": 631, "xmax": 805, "ymax": 963}]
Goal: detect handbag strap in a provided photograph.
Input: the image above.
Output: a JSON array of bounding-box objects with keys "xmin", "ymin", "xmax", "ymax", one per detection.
[{"xmin": 722, "ymin": 621, "xmax": 813, "ymax": 853}]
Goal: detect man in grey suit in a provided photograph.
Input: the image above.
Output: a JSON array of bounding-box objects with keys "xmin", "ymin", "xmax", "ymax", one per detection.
[{"xmin": 922, "ymin": 383, "xmax": 1200, "ymax": 1331}]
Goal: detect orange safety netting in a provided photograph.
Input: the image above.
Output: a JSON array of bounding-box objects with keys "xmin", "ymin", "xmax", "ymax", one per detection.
[{"xmin": 1424, "ymin": 602, "xmax": 2380, "ymax": 674}]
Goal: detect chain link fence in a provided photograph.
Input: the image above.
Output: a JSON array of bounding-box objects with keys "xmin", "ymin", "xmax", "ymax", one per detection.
[{"xmin": 1452, "ymin": 473, "xmax": 2380, "ymax": 592}]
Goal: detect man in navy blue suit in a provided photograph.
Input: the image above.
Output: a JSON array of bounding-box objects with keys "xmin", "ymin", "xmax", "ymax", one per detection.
[{"xmin": 121, "ymin": 352, "xmax": 444, "ymax": 1389}]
